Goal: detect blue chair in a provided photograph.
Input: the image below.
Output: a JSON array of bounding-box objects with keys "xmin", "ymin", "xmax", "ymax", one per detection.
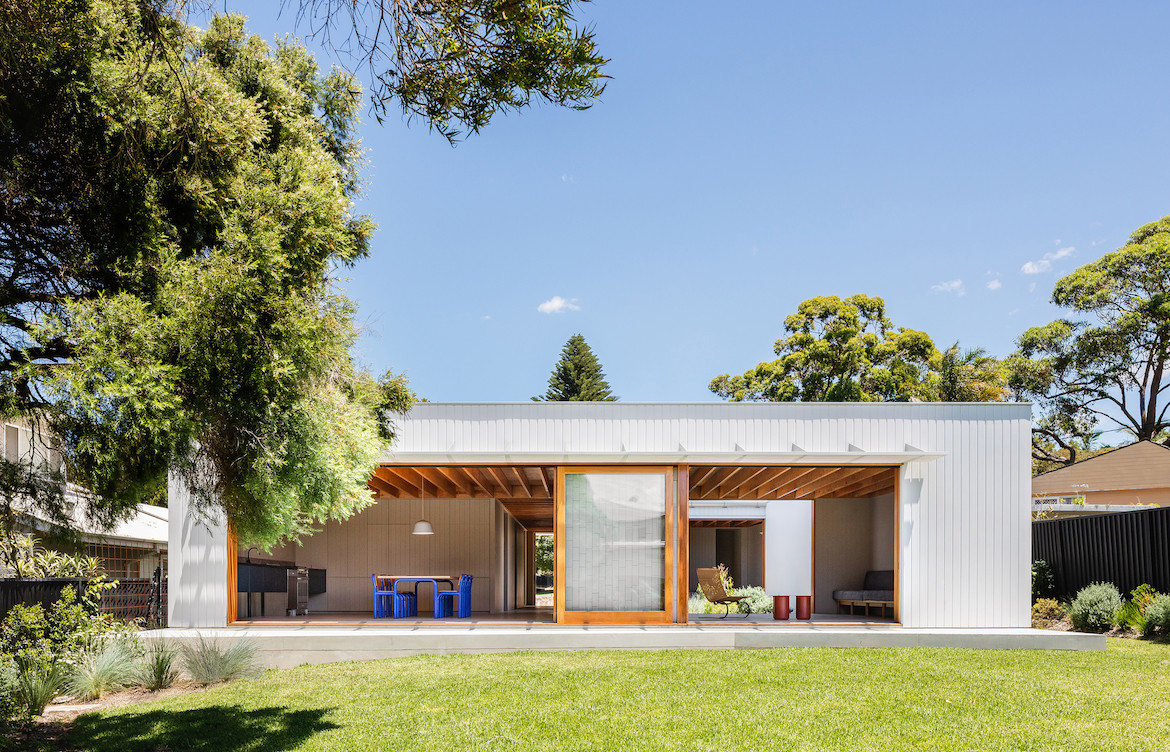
[
  {"xmin": 393, "ymin": 590, "xmax": 417, "ymax": 618},
  {"xmin": 436, "ymin": 574, "xmax": 473, "ymax": 618},
  {"xmin": 371, "ymin": 575, "xmax": 395, "ymax": 618}
]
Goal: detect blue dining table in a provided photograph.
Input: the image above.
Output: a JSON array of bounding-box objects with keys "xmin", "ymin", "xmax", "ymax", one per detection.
[{"xmin": 387, "ymin": 575, "xmax": 456, "ymax": 618}]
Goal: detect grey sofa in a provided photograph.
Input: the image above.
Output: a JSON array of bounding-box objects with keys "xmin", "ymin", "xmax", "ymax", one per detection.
[{"xmin": 832, "ymin": 570, "xmax": 894, "ymax": 617}]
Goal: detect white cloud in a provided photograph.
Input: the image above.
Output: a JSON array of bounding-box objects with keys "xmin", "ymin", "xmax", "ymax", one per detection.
[
  {"xmin": 482, "ymin": 315, "xmax": 491, "ymax": 320},
  {"xmin": 561, "ymin": 174, "xmax": 575, "ymax": 183},
  {"xmin": 987, "ymin": 279, "xmax": 1002, "ymax": 291},
  {"xmin": 537, "ymin": 296, "xmax": 580, "ymax": 314},
  {"xmin": 1022, "ymin": 246, "xmax": 1075, "ymax": 274},
  {"xmin": 931, "ymin": 279, "xmax": 965, "ymax": 296},
  {"xmin": 1028, "ymin": 282, "xmax": 1037, "ymax": 293}
]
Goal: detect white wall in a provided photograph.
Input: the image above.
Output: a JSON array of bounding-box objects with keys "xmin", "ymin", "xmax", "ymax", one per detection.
[
  {"xmin": 167, "ymin": 473, "xmax": 227, "ymax": 628},
  {"xmin": 898, "ymin": 409, "xmax": 1031, "ymax": 627}
]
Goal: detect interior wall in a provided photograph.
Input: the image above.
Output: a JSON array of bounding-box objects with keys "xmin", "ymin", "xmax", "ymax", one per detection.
[
  {"xmin": 687, "ymin": 524, "xmax": 763, "ymax": 591},
  {"xmin": 739, "ymin": 525, "xmax": 764, "ymax": 588},
  {"xmin": 688, "ymin": 527, "xmax": 716, "ymax": 593},
  {"xmin": 813, "ymin": 498, "xmax": 874, "ymax": 614},
  {"xmin": 237, "ymin": 497, "xmax": 497, "ymax": 616},
  {"xmin": 513, "ymin": 520, "xmax": 526, "ymax": 608},
  {"xmin": 870, "ymin": 494, "xmax": 895, "ymax": 570}
]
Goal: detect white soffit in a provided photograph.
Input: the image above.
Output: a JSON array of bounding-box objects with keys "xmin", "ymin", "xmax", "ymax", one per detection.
[{"xmin": 380, "ymin": 451, "xmax": 945, "ymax": 465}]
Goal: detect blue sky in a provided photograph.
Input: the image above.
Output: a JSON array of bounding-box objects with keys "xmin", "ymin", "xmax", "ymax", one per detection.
[{"xmin": 222, "ymin": 2, "xmax": 1170, "ymax": 403}]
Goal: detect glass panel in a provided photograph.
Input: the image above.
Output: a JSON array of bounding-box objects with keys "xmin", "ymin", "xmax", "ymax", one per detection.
[{"xmin": 564, "ymin": 472, "xmax": 666, "ymax": 612}]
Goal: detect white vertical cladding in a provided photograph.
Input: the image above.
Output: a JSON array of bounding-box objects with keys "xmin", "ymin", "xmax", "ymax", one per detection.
[
  {"xmin": 897, "ymin": 408, "xmax": 1032, "ymax": 628},
  {"xmin": 167, "ymin": 472, "xmax": 227, "ymax": 628},
  {"xmin": 388, "ymin": 402, "xmax": 1033, "ymax": 629},
  {"xmin": 764, "ymin": 501, "xmax": 813, "ymax": 597}
]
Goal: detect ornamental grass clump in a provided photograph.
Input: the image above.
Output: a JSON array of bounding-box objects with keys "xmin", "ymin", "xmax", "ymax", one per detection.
[
  {"xmin": 1146, "ymin": 594, "xmax": 1170, "ymax": 635},
  {"xmin": 12, "ymin": 659, "xmax": 66, "ymax": 721},
  {"xmin": 1069, "ymin": 582, "xmax": 1122, "ymax": 633},
  {"xmin": 135, "ymin": 639, "xmax": 181, "ymax": 691},
  {"xmin": 67, "ymin": 638, "xmax": 139, "ymax": 701},
  {"xmin": 181, "ymin": 637, "xmax": 261, "ymax": 685}
]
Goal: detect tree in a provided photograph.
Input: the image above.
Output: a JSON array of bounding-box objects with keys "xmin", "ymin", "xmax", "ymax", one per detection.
[
  {"xmin": 289, "ymin": 0, "xmax": 608, "ymax": 141},
  {"xmin": 1, "ymin": 1, "xmax": 413, "ymax": 548},
  {"xmin": 534, "ymin": 534, "xmax": 553, "ymax": 575},
  {"xmin": 1009, "ymin": 215, "xmax": 1170, "ymax": 466},
  {"xmin": 929, "ymin": 343, "xmax": 1010, "ymax": 403},
  {"xmin": 533, "ymin": 334, "xmax": 617, "ymax": 401},
  {"xmin": 709, "ymin": 295, "xmax": 938, "ymax": 402}
]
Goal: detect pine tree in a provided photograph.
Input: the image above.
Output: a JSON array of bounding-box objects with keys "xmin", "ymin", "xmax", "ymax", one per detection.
[{"xmin": 533, "ymin": 335, "xmax": 618, "ymax": 401}]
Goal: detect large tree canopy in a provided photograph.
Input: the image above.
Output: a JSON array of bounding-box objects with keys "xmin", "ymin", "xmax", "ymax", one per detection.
[
  {"xmin": 1, "ymin": 0, "xmax": 412, "ymax": 547},
  {"xmin": 290, "ymin": 0, "xmax": 607, "ymax": 140},
  {"xmin": 710, "ymin": 295, "xmax": 941, "ymax": 402},
  {"xmin": 533, "ymin": 334, "xmax": 617, "ymax": 401},
  {"xmin": 1009, "ymin": 216, "xmax": 1170, "ymax": 465}
]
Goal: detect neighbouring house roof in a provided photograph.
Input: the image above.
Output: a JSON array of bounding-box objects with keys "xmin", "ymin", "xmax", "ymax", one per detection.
[
  {"xmin": 22, "ymin": 487, "xmax": 168, "ymax": 549},
  {"xmin": 1032, "ymin": 441, "xmax": 1170, "ymax": 496}
]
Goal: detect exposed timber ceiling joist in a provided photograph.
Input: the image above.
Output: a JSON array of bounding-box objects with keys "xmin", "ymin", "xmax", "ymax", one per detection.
[{"xmin": 368, "ymin": 464, "xmax": 897, "ymax": 534}]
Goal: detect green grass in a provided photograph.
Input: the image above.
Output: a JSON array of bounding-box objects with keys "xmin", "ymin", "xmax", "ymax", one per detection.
[{"xmin": 63, "ymin": 639, "xmax": 1170, "ymax": 751}]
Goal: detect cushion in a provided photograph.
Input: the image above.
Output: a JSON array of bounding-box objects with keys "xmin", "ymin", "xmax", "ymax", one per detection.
[
  {"xmin": 833, "ymin": 589, "xmax": 894, "ymax": 602},
  {"xmin": 863, "ymin": 570, "xmax": 895, "ymax": 590}
]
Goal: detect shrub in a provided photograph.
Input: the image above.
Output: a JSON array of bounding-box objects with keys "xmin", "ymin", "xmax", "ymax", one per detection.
[
  {"xmin": 1130, "ymin": 584, "xmax": 1159, "ymax": 614},
  {"xmin": 1031, "ymin": 560, "xmax": 1056, "ymax": 601},
  {"xmin": 135, "ymin": 639, "xmax": 181, "ymax": 691},
  {"xmin": 1068, "ymin": 582, "xmax": 1123, "ymax": 633},
  {"xmin": 0, "ymin": 535, "xmax": 102, "ymax": 579},
  {"xmin": 1031, "ymin": 598, "xmax": 1065, "ymax": 626},
  {"xmin": 67, "ymin": 638, "xmax": 139, "ymax": 701},
  {"xmin": 181, "ymin": 638, "xmax": 261, "ymax": 685},
  {"xmin": 0, "ymin": 603, "xmax": 54, "ymax": 673},
  {"xmin": 0, "ymin": 657, "xmax": 18, "ymax": 721},
  {"xmin": 1146, "ymin": 594, "xmax": 1170, "ymax": 635},
  {"xmin": 734, "ymin": 586, "xmax": 773, "ymax": 614}
]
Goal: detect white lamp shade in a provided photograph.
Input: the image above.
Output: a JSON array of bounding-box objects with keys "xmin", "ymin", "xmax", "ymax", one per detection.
[{"xmin": 412, "ymin": 520, "xmax": 434, "ymax": 535}]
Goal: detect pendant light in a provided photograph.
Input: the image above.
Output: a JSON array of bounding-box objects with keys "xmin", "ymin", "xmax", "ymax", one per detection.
[{"xmin": 412, "ymin": 477, "xmax": 434, "ymax": 535}]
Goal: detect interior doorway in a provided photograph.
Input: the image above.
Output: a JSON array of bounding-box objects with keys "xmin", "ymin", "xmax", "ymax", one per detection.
[{"xmin": 688, "ymin": 520, "xmax": 764, "ymax": 595}]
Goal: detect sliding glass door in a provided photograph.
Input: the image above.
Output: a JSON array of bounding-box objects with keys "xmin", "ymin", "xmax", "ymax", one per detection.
[{"xmin": 556, "ymin": 467, "xmax": 674, "ymax": 623}]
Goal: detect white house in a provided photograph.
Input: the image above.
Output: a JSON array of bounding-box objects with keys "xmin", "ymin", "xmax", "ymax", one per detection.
[{"xmin": 169, "ymin": 402, "xmax": 1032, "ymax": 630}]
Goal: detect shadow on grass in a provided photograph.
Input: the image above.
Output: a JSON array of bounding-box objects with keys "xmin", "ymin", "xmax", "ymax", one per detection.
[{"xmin": 66, "ymin": 705, "xmax": 339, "ymax": 752}]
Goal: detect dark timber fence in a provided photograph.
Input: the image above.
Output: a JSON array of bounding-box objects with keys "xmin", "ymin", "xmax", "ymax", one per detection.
[
  {"xmin": 0, "ymin": 567, "xmax": 167, "ymax": 626},
  {"xmin": 1033, "ymin": 506, "xmax": 1170, "ymax": 599}
]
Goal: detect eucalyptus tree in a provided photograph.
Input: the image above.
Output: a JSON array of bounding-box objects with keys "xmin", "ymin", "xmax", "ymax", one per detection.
[
  {"xmin": 1009, "ymin": 215, "xmax": 1170, "ymax": 465},
  {"xmin": 709, "ymin": 295, "xmax": 939, "ymax": 403}
]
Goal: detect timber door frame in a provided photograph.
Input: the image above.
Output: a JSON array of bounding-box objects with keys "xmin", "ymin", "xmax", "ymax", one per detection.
[{"xmin": 556, "ymin": 466, "xmax": 675, "ymax": 624}]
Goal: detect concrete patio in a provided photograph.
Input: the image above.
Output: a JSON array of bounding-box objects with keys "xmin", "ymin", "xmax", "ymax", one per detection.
[{"xmin": 144, "ymin": 622, "xmax": 1104, "ymax": 669}]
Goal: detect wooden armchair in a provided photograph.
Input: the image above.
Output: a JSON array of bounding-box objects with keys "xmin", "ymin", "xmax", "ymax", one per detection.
[{"xmin": 696, "ymin": 568, "xmax": 750, "ymax": 618}]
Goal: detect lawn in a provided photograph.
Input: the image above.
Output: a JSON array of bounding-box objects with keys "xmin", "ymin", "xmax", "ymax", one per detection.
[{"xmin": 60, "ymin": 639, "xmax": 1170, "ymax": 751}]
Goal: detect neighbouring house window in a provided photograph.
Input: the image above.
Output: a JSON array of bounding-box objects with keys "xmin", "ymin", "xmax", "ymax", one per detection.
[{"xmin": 564, "ymin": 472, "xmax": 666, "ymax": 612}]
